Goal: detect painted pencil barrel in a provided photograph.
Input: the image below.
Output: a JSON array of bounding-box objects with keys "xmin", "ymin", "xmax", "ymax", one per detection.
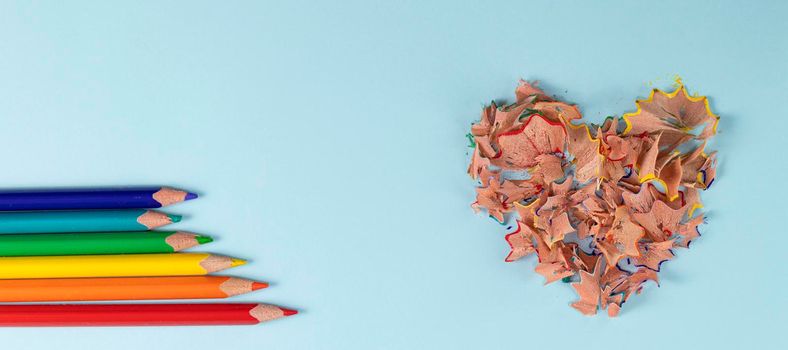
[
  {"xmin": 0, "ymin": 187, "xmax": 197, "ymax": 211},
  {"xmin": 0, "ymin": 253, "xmax": 245, "ymax": 279},
  {"xmin": 0, "ymin": 276, "xmax": 267, "ymax": 302},
  {"xmin": 0, "ymin": 303, "xmax": 296, "ymax": 326},
  {"xmin": 0, "ymin": 231, "xmax": 212, "ymax": 256},
  {"xmin": 0, "ymin": 209, "xmax": 179, "ymax": 233}
]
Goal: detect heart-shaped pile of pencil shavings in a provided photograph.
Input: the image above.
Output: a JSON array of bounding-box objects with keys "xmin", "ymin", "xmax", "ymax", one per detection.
[{"xmin": 467, "ymin": 79, "xmax": 719, "ymax": 316}]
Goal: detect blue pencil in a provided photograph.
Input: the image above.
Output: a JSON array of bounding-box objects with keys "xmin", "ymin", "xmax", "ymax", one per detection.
[
  {"xmin": 0, "ymin": 209, "xmax": 181, "ymax": 234},
  {"xmin": 0, "ymin": 187, "xmax": 197, "ymax": 211}
]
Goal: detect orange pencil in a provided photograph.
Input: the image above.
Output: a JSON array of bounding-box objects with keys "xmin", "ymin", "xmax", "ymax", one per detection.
[{"xmin": 0, "ymin": 276, "xmax": 268, "ymax": 302}]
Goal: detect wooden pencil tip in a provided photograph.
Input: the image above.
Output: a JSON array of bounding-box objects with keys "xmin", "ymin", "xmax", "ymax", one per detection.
[
  {"xmin": 167, "ymin": 232, "xmax": 206, "ymax": 251},
  {"xmin": 251, "ymin": 282, "xmax": 269, "ymax": 290},
  {"xmin": 195, "ymin": 235, "xmax": 213, "ymax": 245},
  {"xmin": 230, "ymin": 258, "xmax": 246, "ymax": 267},
  {"xmin": 138, "ymin": 210, "xmax": 179, "ymax": 229},
  {"xmin": 281, "ymin": 308, "xmax": 298, "ymax": 316},
  {"xmin": 154, "ymin": 188, "xmax": 195, "ymax": 206},
  {"xmin": 249, "ymin": 304, "xmax": 296, "ymax": 322},
  {"xmin": 200, "ymin": 255, "xmax": 243, "ymax": 273},
  {"xmin": 219, "ymin": 277, "xmax": 262, "ymax": 296}
]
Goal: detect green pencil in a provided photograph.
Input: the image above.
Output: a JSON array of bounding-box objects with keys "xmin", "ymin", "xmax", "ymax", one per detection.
[
  {"xmin": 0, "ymin": 209, "xmax": 180, "ymax": 234},
  {"xmin": 0, "ymin": 231, "xmax": 213, "ymax": 257}
]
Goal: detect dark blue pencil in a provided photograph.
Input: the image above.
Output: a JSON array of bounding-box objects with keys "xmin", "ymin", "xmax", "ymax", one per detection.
[{"xmin": 0, "ymin": 187, "xmax": 197, "ymax": 211}]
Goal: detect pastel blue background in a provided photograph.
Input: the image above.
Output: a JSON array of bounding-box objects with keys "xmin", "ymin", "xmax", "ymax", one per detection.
[{"xmin": 0, "ymin": 1, "xmax": 785, "ymax": 349}]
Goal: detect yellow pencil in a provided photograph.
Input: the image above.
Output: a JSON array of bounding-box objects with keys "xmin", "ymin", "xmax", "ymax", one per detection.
[{"xmin": 0, "ymin": 253, "xmax": 246, "ymax": 279}]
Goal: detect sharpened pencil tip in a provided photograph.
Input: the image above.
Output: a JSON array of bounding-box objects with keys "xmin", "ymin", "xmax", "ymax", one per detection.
[
  {"xmin": 230, "ymin": 258, "xmax": 246, "ymax": 267},
  {"xmin": 195, "ymin": 235, "xmax": 213, "ymax": 245},
  {"xmin": 185, "ymin": 192, "xmax": 198, "ymax": 200},
  {"xmin": 167, "ymin": 214, "xmax": 182, "ymax": 223},
  {"xmin": 251, "ymin": 282, "xmax": 269, "ymax": 290},
  {"xmin": 281, "ymin": 308, "xmax": 298, "ymax": 316}
]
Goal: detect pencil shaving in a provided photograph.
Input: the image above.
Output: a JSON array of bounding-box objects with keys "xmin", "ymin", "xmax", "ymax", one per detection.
[{"xmin": 467, "ymin": 79, "xmax": 719, "ymax": 316}]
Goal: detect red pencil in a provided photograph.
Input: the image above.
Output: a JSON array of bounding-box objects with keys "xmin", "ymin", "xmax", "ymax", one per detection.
[{"xmin": 0, "ymin": 303, "xmax": 297, "ymax": 327}]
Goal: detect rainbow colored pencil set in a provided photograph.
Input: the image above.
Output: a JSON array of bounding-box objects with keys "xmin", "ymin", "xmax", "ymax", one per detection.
[{"xmin": 0, "ymin": 187, "xmax": 296, "ymax": 327}]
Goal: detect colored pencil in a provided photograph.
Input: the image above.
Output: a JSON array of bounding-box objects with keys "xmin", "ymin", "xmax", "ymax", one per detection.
[
  {"xmin": 0, "ymin": 303, "xmax": 297, "ymax": 327},
  {"xmin": 0, "ymin": 276, "xmax": 268, "ymax": 302},
  {"xmin": 0, "ymin": 253, "xmax": 245, "ymax": 279},
  {"xmin": 0, "ymin": 187, "xmax": 198, "ymax": 211},
  {"xmin": 0, "ymin": 231, "xmax": 212, "ymax": 256},
  {"xmin": 0, "ymin": 209, "xmax": 180, "ymax": 234}
]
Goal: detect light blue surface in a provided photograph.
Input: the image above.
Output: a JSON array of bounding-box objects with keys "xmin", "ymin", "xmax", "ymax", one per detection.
[{"xmin": 0, "ymin": 1, "xmax": 785, "ymax": 349}]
